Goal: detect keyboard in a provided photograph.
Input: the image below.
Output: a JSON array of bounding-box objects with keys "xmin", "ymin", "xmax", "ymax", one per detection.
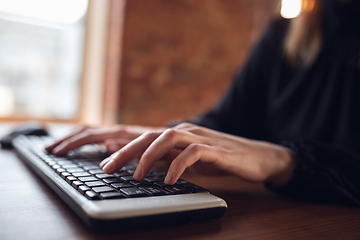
[{"xmin": 13, "ymin": 135, "xmax": 227, "ymax": 230}]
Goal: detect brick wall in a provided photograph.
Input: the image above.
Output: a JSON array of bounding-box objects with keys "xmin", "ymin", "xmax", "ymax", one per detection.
[{"xmin": 118, "ymin": 0, "xmax": 279, "ymax": 126}]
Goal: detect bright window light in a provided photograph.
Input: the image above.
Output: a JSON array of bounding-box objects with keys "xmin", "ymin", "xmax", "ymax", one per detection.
[
  {"xmin": 0, "ymin": 0, "xmax": 88, "ymax": 25},
  {"xmin": 0, "ymin": 85, "xmax": 15, "ymax": 117},
  {"xmin": 0, "ymin": 0, "xmax": 87, "ymax": 120},
  {"xmin": 281, "ymin": 0, "xmax": 302, "ymax": 19}
]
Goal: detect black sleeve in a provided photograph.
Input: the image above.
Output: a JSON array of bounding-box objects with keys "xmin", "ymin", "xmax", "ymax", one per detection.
[
  {"xmin": 193, "ymin": 19, "xmax": 288, "ymax": 140},
  {"xmin": 189, "ymin": 19, "xmax": 360, "ymax": 206},
  {"xmin": 266, "ymin": 140, "xmax": 360, "ymax": 206}
]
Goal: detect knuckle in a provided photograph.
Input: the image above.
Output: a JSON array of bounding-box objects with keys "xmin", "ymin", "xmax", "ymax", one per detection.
[
  {"xmin": 174, "ymin": 123, "xmax": 204, "ymax": 135},
  {"xmin": 142, "ymin": 130, "xmax": 160, "ymax": 140},
  {"xmin": 163, "ymin": 129, "xmax": 179, "ymax": 140},
  {"xmin": 188, "ymin": 143, "xmax": 203, "ymax": 154},
  {"xmin": 175, "ymin": 122, "xmax": 193, "ymax": 129}
]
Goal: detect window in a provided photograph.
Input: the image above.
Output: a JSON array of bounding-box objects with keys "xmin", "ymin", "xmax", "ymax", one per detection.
[{"xmin": 0, "ymin": 0, "xmax": 88, "ymax": 120}]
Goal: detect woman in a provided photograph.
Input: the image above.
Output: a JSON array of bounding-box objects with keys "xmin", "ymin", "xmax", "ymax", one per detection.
[{"xmin": 46, "ymin": 0, "xmax": 360, "ymax": 205}]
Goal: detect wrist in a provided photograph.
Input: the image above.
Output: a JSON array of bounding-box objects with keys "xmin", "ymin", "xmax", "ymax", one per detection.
[{"xmin": 266, "ymin": 146, "xmax": 296, "ymax": 185}]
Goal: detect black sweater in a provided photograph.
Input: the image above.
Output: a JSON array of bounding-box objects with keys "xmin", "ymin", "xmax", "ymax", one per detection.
[{"xmin": 194, "ymin": 14, "xmax": 360, "ymax": 206}]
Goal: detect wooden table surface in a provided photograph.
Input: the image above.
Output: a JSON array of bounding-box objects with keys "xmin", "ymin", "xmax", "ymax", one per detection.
[{"xmin": 1, "ymin": 122, "xmax": 360, "ymax": 240}]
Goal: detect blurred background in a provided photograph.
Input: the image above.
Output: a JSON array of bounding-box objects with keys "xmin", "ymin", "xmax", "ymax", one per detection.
[{"xmin": 0, "ymin": 0, "xmax": 294, "ymax": 127}]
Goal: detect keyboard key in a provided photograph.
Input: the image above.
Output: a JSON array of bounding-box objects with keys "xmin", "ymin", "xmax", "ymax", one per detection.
[
  {"xmin": 120, "ymin": 176, "xmax": 135, "ymax": 181},
  {"xmin": 67, "ymin": 168, "xmax": 85, "ymax": 173},
  {"xmin": 72, "ymin": 172, "xmax": 91, "ymax": 177},
  {"xmin": 85, "ymin": 191, "xmax": 100, "ymax": 200},
  {"xmin": 51, "ymin": 165, "xmax": 61, "ymax": 170},
  {"xmin": 114, "ymin": 171, "xmax": 132, "ymax": 177},
  {"xmin": 78, "ymin": 185, "xmax": 91, "ymax": 195},
  {"xmin": 164, "ymin": 185, "xmax": 191, "ymax": 195},
  {"xmin": 61, "ymin": 164, "xmax": 78, "ymax": 169},
  {"xmin": 60, "ymin": 172, "xmax": 72, "ymax": 179},
  {"xmin": 66, "ymin": 176, "xmax": 77, "ymax": 184},
  {"xmin": 176, "ymin": 179, "xmax": 189, "ymax": 185},
  {"xmin": 182, "ymin": 183, "xmax": 209, "ymax": 193},
  {"xmin": 120, "ymin": 187, "xmax": 149, "ymax": 198},
  {"xmin": 46, "ymin": 161, "xmax": 57, "ymax": 166},
  {"xmin": 92, "ymin": 186, "xmax": 115, "ymax": 193},
  {"xmin": 111, "ymin": 182, "xmax": 132, "ymax": 189},
  {"xmin": 148, "ymin": 170, "xmax": 163, "ymax": 176},
  {"xmin": 95, "ymin": 173, "xmax": 116, "ymax": 179},
  {"xmin": 57, "ymin": 160, "xmax": 73, "ymax": 165},
  {"xmin": 71, "ymin": 181, "xmax": 84, "ymax": 189},
  {"xmin": 100, "ymin": 192, "xmax": 126, "ymax": 199},
  {"xmin": 129, "ymin": 180, "xmax": 153, "ymax": 187},
  {"xmin": 140, "ymin": 186, "xmax": 170, "ymax": 196},
  {"xmin": 85, "ymin": 181, "xmax": 106, "ymax": 187},
  {"xmin": 89, "ymin": 169, "xmax": 104, "ymax": 174},
  {"xmin": 40, "ymin": 156, "xmax": 54, "ymax": 163},
  {"xmin": 126, "ymin": 169, "xmax": 134, "ymax": 174},
  {"xmin": 83, "ymin": 165, "xmax": 101, "ymax": 171},
  {"xmin": 77, "ymin": 161, "xmax": 96, "ymax": 166},
  {"xmin": 78, "ymin": 176, "xmax": 98, "ymax": 182},
  {"xmin": 154, "ymin": 181, "xmax": 168, "ymax": 188},
  {"xmin": 145, "ymin": 176, "xmax": 165, "ymax": 182},
  {"xmin": 52, "ymin": 157, "xmax": 69, "ymax": 162},
  {"xmin": 55, "ymin": 168, "xmax": 66, "ymax": 174},
  {"xmin": 103, "ymin": 178, "xmax": 122, "ymax": 184}
]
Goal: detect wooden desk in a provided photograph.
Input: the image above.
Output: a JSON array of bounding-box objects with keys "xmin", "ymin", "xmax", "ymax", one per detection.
[{"xmin": 1, "ymin": 123, "xmax": 360, "ymax": 240}]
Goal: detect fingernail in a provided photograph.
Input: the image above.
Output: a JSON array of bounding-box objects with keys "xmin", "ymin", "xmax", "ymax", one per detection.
[
  {"xmin": 164, "ymin": 172, "xmax": 174, "ymax": 185},
  {"xmin": 99, "ymin": 157, "xmax": 111, "ymax": 167},
  {"xmin": 133, "ymin": 166, "xmax": 143, "ymax": 180},
  {"xmin": 103, "ymin": 160, "xmax": 114, "ymax": 173}
]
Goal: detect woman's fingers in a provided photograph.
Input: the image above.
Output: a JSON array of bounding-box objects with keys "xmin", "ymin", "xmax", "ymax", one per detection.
[
  {"xmin": 98, "ymin": 124, "xmax": 255, "ymax": 185},
  {"xmin": 98, "ymin": 123, "xmax": 295, "ymax": 186},
  {"xmin": 173, "ymin": 122, "xmax": 224, "ymax": 139},
  {"xmin": 133, "ymin": 129, "xmax": 207, "ymax": 180},
  {"xmin": 51, "ymin": 129, "xmax": 120, "ymax": 156},
  {"xmin": 46, "ymin": 125, "xmax": 163, "ymax": 156},
  {"xmin": 102, "ymin": 131, "xmax": 164, "ymax": 174},
  {"xmin": 164, "ymin": 143, "xmax": 218, "ymax": 184},
  {"xmin": 45, "ymin": 125, "xmax": 90, "ymax": 152}
]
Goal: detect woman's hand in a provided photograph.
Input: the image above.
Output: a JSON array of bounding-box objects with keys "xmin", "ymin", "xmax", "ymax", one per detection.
[
  {"xmin": 45, "ymin": 124, "xmax": 165, "ymax": 155},
  {"xmin": 100, "ymin": 123, "xmax": 295, "ymax": 185}
]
